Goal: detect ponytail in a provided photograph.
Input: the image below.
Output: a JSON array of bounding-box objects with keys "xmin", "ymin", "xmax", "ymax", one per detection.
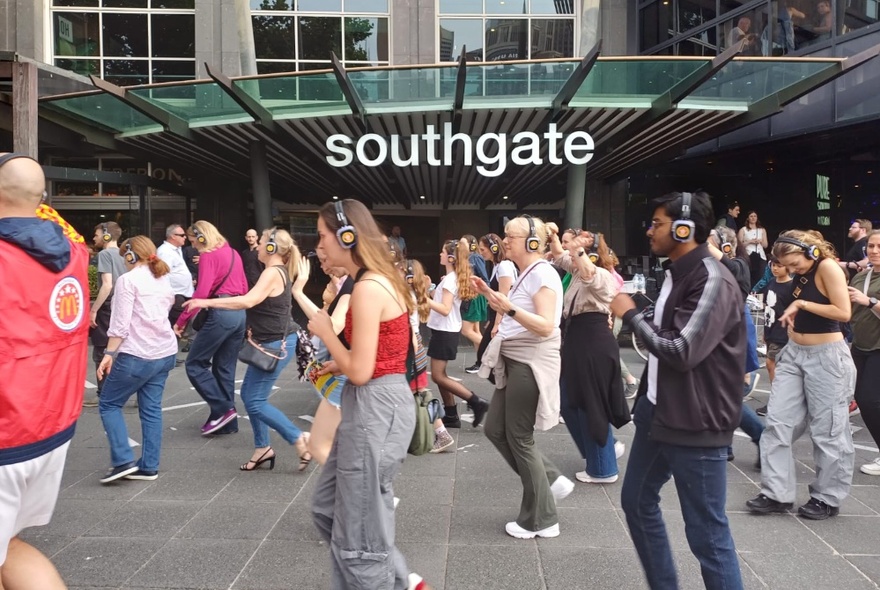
[
  {"xmin": 411, "ymin": 260, "xmax": 431, "ymax": 322},
  {"xmin": 455, "ymin": 241, "xmax": 475, "ymax": 301},
  {"xmin": 148, "ymin": 255, "xmax": 170, "ymax": 279}
]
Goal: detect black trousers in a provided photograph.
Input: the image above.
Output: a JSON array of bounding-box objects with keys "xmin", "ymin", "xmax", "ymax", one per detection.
[
  {"xmin": 852, "ymin": 347, "xmax": 880, "ymax": 447},
  {"xmin": 476, "ymin": 309, "xmax": 497, "ymax": 362}
]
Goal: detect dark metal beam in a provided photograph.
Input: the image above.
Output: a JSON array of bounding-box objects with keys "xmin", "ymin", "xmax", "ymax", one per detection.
[
  {"xmin": 550, "ymin": 40, "xmax": 601, "ymax": 114},
  {"xmin": 89, "ymin": 75, "xmax": 193, "ymax": 140},
  {"xmin": 204, "ymin": 62, "xmax": 277, "ymax": 132},
  {"xmin": 41, "ymin": 165, "xmax": 195, "ymax": 197},
  {"xmin": 451, "ymin": 45, "xmax": 468, "ymax": 132},
  {"xmin": 330, "ymin": 52, "xmax": 366, "ymax": 128}
]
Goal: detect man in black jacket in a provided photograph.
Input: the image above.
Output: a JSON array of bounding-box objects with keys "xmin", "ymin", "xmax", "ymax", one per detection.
[{"xmin": 612, "ymin": 191, "xmax": 746, "ymax": 590}]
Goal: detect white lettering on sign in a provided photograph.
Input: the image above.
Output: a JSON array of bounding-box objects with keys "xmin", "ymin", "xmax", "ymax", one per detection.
[{"xmin": 325, "ymin": 123, "xmax": 594, "ymax": 178}]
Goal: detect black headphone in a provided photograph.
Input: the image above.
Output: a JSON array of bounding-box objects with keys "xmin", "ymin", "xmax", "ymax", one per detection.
[
  {"xmin": 101, "ymin": 222, "xmax": 112, "ymax": 243},
  {"xmin": 123, "ymin": 241, "xmax": 138, "ymax": 264},
  {"xmin": 334, "ymin": 201, "xmax": 357, "ymax": 249},
  {"xmin": 671, "ymin": 192, "xmax": 696, "ymax": 243},
  {"xmin": 484, "ymin": 234, "xmax": 500, "ymax": 256},
  {"xmin": 405, "ymin": 260, "xmax": 415, "ymax": 285},
  {"xmin": 264, "ymin": 230, "xmax": 277, "ymax": 254},
  {"xmin": 192, "ymin": 225, "xmax": 206, "ymax": 245},
  {"xmin": 711, "ymin": 229, "xmax": 733, "ymax": 256},
  {"xmin": 523, "ymin": 215, "xmax": 541, "ymax": 253},
  {"xmin": 776, "ymin": 236, "xmax": 821, "ymax": 261}
]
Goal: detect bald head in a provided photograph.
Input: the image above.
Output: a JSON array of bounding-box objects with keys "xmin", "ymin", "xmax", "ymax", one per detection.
[{"xmin": 0, "ymin": 154, "xmax": 45, "ymax": 218}]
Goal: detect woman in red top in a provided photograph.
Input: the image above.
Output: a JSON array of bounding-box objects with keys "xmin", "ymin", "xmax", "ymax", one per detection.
[{"xmin": 308, "ymin": 199, "xmax": 429, "ymax": 590}]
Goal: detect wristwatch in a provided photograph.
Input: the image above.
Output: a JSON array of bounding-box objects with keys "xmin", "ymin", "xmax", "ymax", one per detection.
[
  {"xmin": 870, "ymin": 297, "xmax": 879, "ymax": 308},
  {"xmin": 507, "ymin": 308, "xmax": 517, "ymax": 317}
]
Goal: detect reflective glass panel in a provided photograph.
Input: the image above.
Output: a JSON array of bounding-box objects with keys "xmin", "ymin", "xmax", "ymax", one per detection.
[
  {"xmin": 151, "ymin": 60, "xmax": 195, "ymax": 83},
  {"xmin": 439, "ymin": 0, "xmax": 481, "ymax": 14},
  {"xmin": 344, "ymin": 0, "xmax": 388, "ymax": 12},
  {"xmin": 257, "ymin": 61, "xmax": 297, "ymax": 74},
  {"xmin": 250, "ymin": 0, "xmax": 293, "ymax": 8},
  {"xmin": 102, "ymin": 0, "xmax": 147, "ymax": 7},
  {"xmin": 151, "ymin": 14, "xmax": 195, "ymax": 58},
  {"xmin": 345, "ymin": 17, "xmax": 388, "ymax": 62},
  {"xmin": 639, "ymin": 2, "xmax": 674, "ymax": 52},
  {"xmin": 54, "ymin": 12, "xmax": 100, "ymax": 57},
  {"xmin": 347, "ymin": 70, "xmax": 390, "ymax": 102},
  {"xmin": 55, "ymin": 58, "xmax": 100, "ymax": 78},
  {"xmin": 45, "ymin": 93, "xmax": 160, "ymax": 132},
  {"xmin": 571, "ymin": 59, "xmax": 708, "ymax": 107},
  {"xmin": 151, "ymin": 0, "xmax": 195, "ymax": 7},
  {"xmin": 253, "ymin": 15, "xmax": 296, "ymax": 59},
  {"xmin": 719, "ymin": 11, "xmax": 762, "ymax": 55},
  {"xmin": 103, "ymin": 59, "xmax": 149, "ymax": 86},
  {"xmin": 530, "ymin": 18, "xmax": 574, "ymax": 58},
  {"xmin": 129, "ymin": 83, "xmax": 251, "ymax": 123},
  {"xmin": 234, "ymin": 70, "xmax": 350, "ymax": 119},
  {"xmin": 53, "ymin": 0, "xmax": 98, "ymax": 5},
  {"xmin": 297, "ymin": 0, "xmax": 341, "ymax": 10},
  {"xmin": 299, "ymin": 17, "xmax": 342, "ymax": 60},
  {"xmin": 103, "ymin": 13, "xmax": 149, "ymax": 57},
  {"xmin": 720, "ymin": 0, "xmax": 753, "ymax": 15},
  {"xmin": 439, "ymin": 19, "xmax": 483, "ymax": 61},
  {"xmin": 843, "ymin": 0, "xmax": 879, "ymax": 33},
  {"xmin": 485, "ymin": 18, "xmax": 528, "ymax": 61},
  {"xmin": 530, "ymin": 0, "xmax": 574, "ymax": 14},
  {"xmin": 678, "ymin": 0, "xmax": 716, "ymax": 35},
  {"xmin": 485, "ymin": 0, "xmax": 526, "ymax": 15}
]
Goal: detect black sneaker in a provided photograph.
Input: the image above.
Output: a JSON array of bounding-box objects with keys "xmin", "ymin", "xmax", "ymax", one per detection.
[
  {"xmin": 798, "ymin": 497, "xmax": 839, "ymax": 520},
  {"xmin": 442, "ymin": 415, "xmax": 462, "ymax": 429},
  {"xmin": 756, "ymin": 405, "xmax": 768, "ymax": 417},
  {"xmin": 469, "ymin": 397, "xmax": 490, "ymax": 428},
  {"xmin": 99, "ymin": 461, "xmax": 139, "ymax": 484},
  {"xmin": 746, "ymin": 493, "xmax": 792, "ymax": 514},
  {"xmin": 124, "ymin": 469, "xmax": 158, "ymax": 481},
  {"xmin": 465, "ymin": 362, "xmax": 481, "ymax": 374}
]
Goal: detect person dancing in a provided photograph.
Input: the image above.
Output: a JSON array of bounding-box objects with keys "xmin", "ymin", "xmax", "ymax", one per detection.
[
  {"xmin": 185, "ymin": 228, "xmax": 311, "ymax": 472},
  {"xmin": 308, "ymin": 199, "xmax": 430, "ymax": 590},
  {"xmin": 472, "ymin": 233, "xmax": 516, "ymax": 371}
]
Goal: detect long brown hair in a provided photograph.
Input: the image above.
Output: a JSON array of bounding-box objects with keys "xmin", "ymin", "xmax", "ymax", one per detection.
[
  {"xmin": 318, "ymin": 200, "xmax": 414, "ymax": 315},
  {"xmin": 409, "ymin": 259, "xmax": 431, "ymax": 322},
  {"xmin": 772, "ymin": 229, "xmax": 836, "ymax": 261},
  {"xmin": 119, "ymin": 236, "xmax": 169, "ymax": 278},
  {"xmin": 444, "ymin": 239, "xmax": 475, "ymax": 300},
  {"xmin": 479, "ymin": 233, "xmax": 507, "ymax": 264}
]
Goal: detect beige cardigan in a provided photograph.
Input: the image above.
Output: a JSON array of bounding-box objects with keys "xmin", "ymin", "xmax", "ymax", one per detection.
[{"xmin": 478, "ymin": 328, "xmax": 561, "ymax": 431}]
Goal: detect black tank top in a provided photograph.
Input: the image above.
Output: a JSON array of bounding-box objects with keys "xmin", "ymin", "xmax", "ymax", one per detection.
[
  {"xmin": 792, "ymin": 261, "xmax": 841, "ymax": 334},
  {"xmin": 247, "ymin": 266, "xmax": 297, "ymax": 342}
]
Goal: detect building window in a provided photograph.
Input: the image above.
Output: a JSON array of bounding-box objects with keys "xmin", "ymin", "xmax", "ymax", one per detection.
[
  {"xmin": 51, "ymin": 0, "xmax": 195, "ymax": 86},
  {"xmin": 438, "ymin": 0, "xmax": 576, "ymax": 62},
  {"xmin": 251, "ymin": 1, "xmax": 390, "ymax": 75}
]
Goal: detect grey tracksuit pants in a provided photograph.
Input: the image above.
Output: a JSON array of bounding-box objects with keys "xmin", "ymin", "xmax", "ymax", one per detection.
[
  {"xmin": 312, "ymin": 375, "xmax": 415, "ymax": 590},
  {"xmin": 760, "ymin": 339, "xmax": 856, "ymax": 507}
]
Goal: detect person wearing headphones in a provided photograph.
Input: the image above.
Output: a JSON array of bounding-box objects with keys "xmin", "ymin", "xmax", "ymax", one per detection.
[
  {"xmin": 96, "ymin": 237, "xmax": 178, "ymax": 483},
  {"xmin": 89, "ymin": 220, "xmax": 126, "ymax": 402},
  {"xmin": 610, "ymin": 191, "xmax": 745, "ymax": 589},
  {"xmin": 747, "ymin": 230, "xmax": 855, "ymax": 520}
]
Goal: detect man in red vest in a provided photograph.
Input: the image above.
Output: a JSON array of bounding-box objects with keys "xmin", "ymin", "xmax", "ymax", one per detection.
[{"xmin": 0, "ymin": 153, "xmax": 89, "ymax": 590}]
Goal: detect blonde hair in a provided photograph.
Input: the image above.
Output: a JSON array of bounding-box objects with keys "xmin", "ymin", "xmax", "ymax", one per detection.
[
  {"xmin": 190, "ymin": 220, "xmax": 227, "ymax": 251},
  {"xmin": 410, "ymin": 259, "xmax": 431, "ymax": 323},
  {"xmin": 506, "ymin": 215, "xmax": 549, "ymax": 253},
  {"xmin": 445, "ymin": 240, "xmax": 475, "ymax": 301},
  {"xmin": 772, "ymin": 229, "xmax": 837, "ymax": 261},
  {"xmin": 318, "ymin": 200, "xmax": 414, "ymax": 315},
  {"xmin": 119, "ymin": 236, "xmax": 169, "ymax": 278},
  {"xmin": 262, "ymin": 227, "xmax": 301, "ymax": 284}
]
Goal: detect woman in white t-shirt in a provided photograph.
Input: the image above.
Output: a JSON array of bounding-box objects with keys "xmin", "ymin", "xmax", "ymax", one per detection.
[
  {"xmin": 472, "ymin": 216, "xmax": 573, "ymax": 540},
  {"xmin": 738, "ymin": 210, "xmax": 768, "ymax": 286},
  {"xmin": 427, "ymin": 240, "xmax": 491, "ymax": 430},
  {"xmin": 471, "ymin": 233, "xmax": 517, "ymax": 372}
]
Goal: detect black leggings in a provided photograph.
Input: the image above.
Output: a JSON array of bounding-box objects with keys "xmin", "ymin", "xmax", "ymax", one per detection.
[
  {"xmin": 852, "ymin": 347, "xmax": 880, "ymax": 447},
  {"xmin": 476, "ymin": 309, "xmax": 497, "ymax": 362}
]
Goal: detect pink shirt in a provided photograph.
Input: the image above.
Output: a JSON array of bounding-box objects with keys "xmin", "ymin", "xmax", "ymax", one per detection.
[
  {"xmin": 175, "ymin": 243, "xmax": 248, "ymax": 329},
  {"xmin": 108, "ymin": 265, "xmax": 179, "ymax": 360}
]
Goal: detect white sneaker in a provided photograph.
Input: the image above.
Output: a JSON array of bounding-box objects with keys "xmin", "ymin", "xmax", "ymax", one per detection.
[
  {"xmin": 575, "ymin": 471, "xmax": 619, "ymax": 484},
  {"xmin": 505, "ymin": 520, "xmax": 560, "ymax": 539},
  {"xmin": 861, "ymin": 458, "xmax": 880, "ymax": 476},
  {"xmin": 615, "ymin": 440, "xmax": 625, "ymax": 459},
  {"xmin": 549, "ymin": 475, "xmax": 575, "ymax": 502},
  {"xmin": 407, "ymin": 573, "xmax": 431, "ymax": 590}
]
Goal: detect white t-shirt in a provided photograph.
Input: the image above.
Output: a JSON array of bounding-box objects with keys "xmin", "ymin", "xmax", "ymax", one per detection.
[
  {"xmin": 491, "ymin": 259, "xmax": 517, "ymax": 285},
  {"xmin": 427, "ymin": 272, "xmax": 462, "ymax": 333},
  {"xmin": 742, "ymin": 228, "xmax": 766, "ymax": 259},
  {"xmin": 496, "ymin": 260, "xmax": 563, "ymax": 340}
]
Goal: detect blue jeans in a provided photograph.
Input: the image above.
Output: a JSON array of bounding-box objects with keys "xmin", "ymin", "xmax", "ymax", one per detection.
[
  {"xmin": 622, "ymin": 400, "xmax": 743, "ymax": 590},
  {"xmin": 99, "ymin": 353, "xmax": 176, "ymax": 472},
  {"xmin": 744, "ymin": 305, "xmax": 759, "ymax": 373},
  {"xmin": 185, "ymin": 308, "xmax": 246, "ymax": 426},
  {"xmin": 559, "ymin": 379, "xmax": 618, "ymax": 478},
  {"xmin": 241, "ymin": 333, "xmax": 302, "ymax": 449}
]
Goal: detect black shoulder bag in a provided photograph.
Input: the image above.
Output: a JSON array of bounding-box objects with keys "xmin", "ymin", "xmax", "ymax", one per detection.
[{"xmin": 238, "ymin": 267, "xmax": 292, "ymax": 372}]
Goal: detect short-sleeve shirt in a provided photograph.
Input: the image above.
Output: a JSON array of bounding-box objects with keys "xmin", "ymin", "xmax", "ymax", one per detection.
[
  {"xmin": 846, "ymin": 238, "xmax": 868, "ymax": 263},
  {"xmin": 96, "ymin": 247, "xmax": 127, "ymax": 300},
  {"xmin": 764, "ymin": 278, "xmax": 794, "ymax": 345},
  {"xmin": 496, "ymin": 260, "xmax": 563, "ymax": 339},
  {"xmin": 426, "ymin": 272, "xmax": 462, "ymax": 333},
  {"xmin": 849, "ymin": 269, "xmax": 880, "ymax": 352},
  {"xmin": 490, "ymin": 259, "xmax": 517, "ymax": 288}
]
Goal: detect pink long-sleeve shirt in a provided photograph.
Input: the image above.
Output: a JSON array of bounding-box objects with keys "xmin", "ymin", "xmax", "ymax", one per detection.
[
  {"xmin": 108, "ymin": 266, "xmax": 179, "ymax": 360},
  {"xmin": 174, "ymin": 243, "xmax": 248, "ymax": 329}
]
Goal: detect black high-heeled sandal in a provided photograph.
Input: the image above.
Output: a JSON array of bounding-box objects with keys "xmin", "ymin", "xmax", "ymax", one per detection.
[
  {"xmin": 296, "ymin": 434, "xmax": 312, "ymax": 472},
  {"xmin": 240, "ymin": 447, "xmax": 275, "ymax": 471}
]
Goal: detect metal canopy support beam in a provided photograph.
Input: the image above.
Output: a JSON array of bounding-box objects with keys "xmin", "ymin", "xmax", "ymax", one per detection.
[
  {"xmin": 13, "ymin": 61, "xmax": 38, "ymax": 159},
  {"xmin": 89, "ymin": 75, "xmax": 193, "ymax": 140},
  {"xmin": 551, "ymin": 41, "xmax": 601, "ymax": 115},
  {"xmin": 452, "ymin": 45, "xmax": 468, "ymax": 131},
  {"xmin": 205, "ymin": 62, "xmax": 277, "ymax": 132},
  {"xmin": 330, "ymin": 52, "xmax": 366, "ymax": 128}
]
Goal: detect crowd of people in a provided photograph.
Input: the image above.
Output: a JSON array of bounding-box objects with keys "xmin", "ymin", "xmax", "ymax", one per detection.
[{"xmin": 3, "ymin": 150, "xmax": 880, "ymax": 589}]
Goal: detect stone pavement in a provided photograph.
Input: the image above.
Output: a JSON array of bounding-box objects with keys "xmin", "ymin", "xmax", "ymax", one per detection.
[{"xmin": 21, "ymin": 346, "xmax": 880, "ymax": 589}]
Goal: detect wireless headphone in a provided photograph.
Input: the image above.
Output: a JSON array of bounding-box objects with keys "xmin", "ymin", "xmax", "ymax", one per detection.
[
  {"xmin": 467, "ymin": 237, "xmax": 477, "ymax": 252},
  {"xmin": 192, "ymin": 225, "xmax": 206, "ymax": 245},
  {"xmin": 484, "ymin": 234, "xmax": 500, "ymax": 256},
  {"xmin": 671, "ymin": 192, "xmax": 696, "ymax": 243},
  {"xmin": 776, "ymin": 236, "xmax": 821, "ymax": 261},
  {"xmin": 123, "ymin": 241, "xmax": 138, "ymax": 264},
  {"xmin": 334, "ymin": 201, "xmax": 357, "ymax": 249},
  {"xmin": 264, "ymin": 230, "xmax": 277, "ymax": 255},
  {"xmin": 101, "ymin": 222, "xmax": 112, "ymax": 242},
  {"xmin": 405, "ymin": 260, "xmax": 415, "ymax": 285},
  {"xmin": 711, "ymin": 229, "xmax": 733, "ymax": 256},
  {"xmin": 523, "ymin": 215, "xmax": 541, "ymax": 253}
]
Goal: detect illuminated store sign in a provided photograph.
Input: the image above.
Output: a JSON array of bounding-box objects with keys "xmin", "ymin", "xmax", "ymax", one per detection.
[
  {"xmin": 816, "ymin": 174, "xmax": 830, "ymax": 227},
  {"xmin": 325, "ymin": 123, "xmax": 594, "ymax": 178}
]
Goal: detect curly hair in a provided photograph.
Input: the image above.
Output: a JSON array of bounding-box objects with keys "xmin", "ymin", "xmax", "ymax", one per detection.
[{"xmin": 771, "ymin": 229, "xmax": 837, "ymax": 261}]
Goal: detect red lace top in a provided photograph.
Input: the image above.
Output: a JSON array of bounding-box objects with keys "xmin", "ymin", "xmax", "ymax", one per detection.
[{"xmin": 343, "ymin": 309, "xmax": 410, "ymax": 379}]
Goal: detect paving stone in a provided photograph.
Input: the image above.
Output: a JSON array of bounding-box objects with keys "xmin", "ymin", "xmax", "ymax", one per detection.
[
  {"xmin": 133, "ymin": 470, "xmax": 237, "ymax": 502},
  {"xmin": 126, "ymin": 538, "xmax": 259, "ymax": 588},
  {"xmin": 231, "ymin": 539, "xmax": 330, "ymax": 590},
  {"xmin": 444, "ymin": 544, "xmax": 542, "ymax": 590},
  {"xmin": 800, "ymin": 514, "xmax": 880, "ymax": 555},
  {"xmin": 741, "ymin": 551, "xmax": 876, "ymax": 589},
  {"xmin": 51, "ymin": 537, "xmax": 165, "ymax": 588},
  {"xmin": 176, "ymin": 501, "xmax": 288, "ymax": 540},
  {"xmin": 85, "ymin": 500, "xmax": 203, "ymax": 539}
]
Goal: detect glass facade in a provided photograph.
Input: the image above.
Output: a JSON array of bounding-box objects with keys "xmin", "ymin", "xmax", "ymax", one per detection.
[
  {"xmin": 638, "ymin": 0, "xmax": 879, "ymax": 56},
  {"xmin": 438, "ymin": 0, "xmax": 576, "ymax": 62},
  {"xmin": 51, "ymin": 0, "xmax": 196, "ymax": 85},
  {"xmin": 251, "ymin": 1, "xmax": 390, "ymax": 74}
]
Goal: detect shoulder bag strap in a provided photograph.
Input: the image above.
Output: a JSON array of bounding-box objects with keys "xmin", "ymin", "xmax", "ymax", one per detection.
[{"xmin": 209, "ymin": 249, "xmax": 236, "ymax": 299}]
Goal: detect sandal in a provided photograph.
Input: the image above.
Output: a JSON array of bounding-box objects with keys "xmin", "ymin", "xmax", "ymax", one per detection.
[
  {"xmin": 295, "ymin": 434, "xmax": 312, "ymax": 472},
  {"xmin": 240, "ymin": 447, "xmax": 275, "ymax": 471}
]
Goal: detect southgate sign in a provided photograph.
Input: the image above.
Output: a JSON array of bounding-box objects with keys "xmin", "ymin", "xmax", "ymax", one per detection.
[{"xmin": 325, "ymin": 122, "xmax": 594, "ymax": 178}]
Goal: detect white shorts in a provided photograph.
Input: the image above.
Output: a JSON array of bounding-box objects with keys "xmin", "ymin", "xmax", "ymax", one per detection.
[{"xmin": 0, "ymin": 441, "xmax": 69, "ymax": 565}]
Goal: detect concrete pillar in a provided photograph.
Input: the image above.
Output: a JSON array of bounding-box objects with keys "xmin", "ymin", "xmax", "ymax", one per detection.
[
  {"xmin": 565, "ymin": 163, "xmax": 586, "ymax": 230},
  {"xmin": 584, "ymin": 178, "xmax": 628, "ymax": 255},
  {"xmin": 12, "ymin": 61, "xmax": 37, "ymax": 159},
  {"xmin": 250, "ymin": 141, "xmax": 273, "ymax": 232}
]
